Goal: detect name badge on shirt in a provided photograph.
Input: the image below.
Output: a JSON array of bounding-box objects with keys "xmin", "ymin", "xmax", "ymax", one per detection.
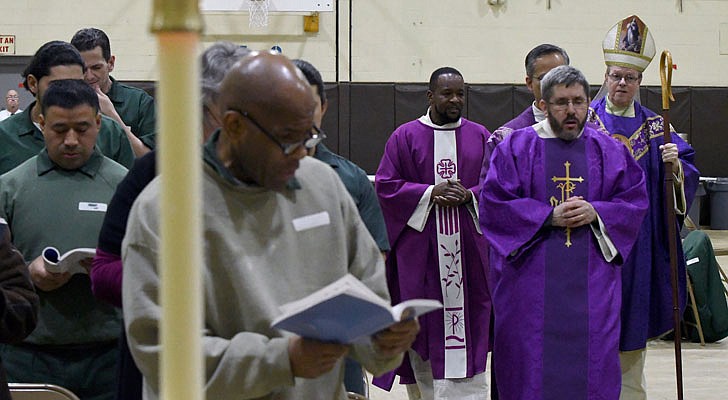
[
  {"xmin": 78, "ymin": 202, "xmax": 108, "ymax": 212},
  {"xmin": 292, "ymin": 211, "xmax": 330, "ymax": 232},
  {"xmin": 687, "ymin": 257, "xmax": 699, "ymax": 266}
]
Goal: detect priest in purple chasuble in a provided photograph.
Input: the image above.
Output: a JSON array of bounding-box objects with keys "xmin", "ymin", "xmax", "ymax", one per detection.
[
  {"xmin": 481, "ymin": 65, "xmax": 648, "ymax": 400},
  {"xmin": 477, "ymin": 43, "xmax": 570, "ymax": 400},
  {"xmin": 373, "ymin": 67, "xmax": 492, "ymax": 398},
  {"xmin": 588, "ymin": 15, "xmax": 700, "ymax": 399}
]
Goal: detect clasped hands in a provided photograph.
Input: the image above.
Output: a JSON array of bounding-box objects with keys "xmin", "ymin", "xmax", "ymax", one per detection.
[
  {"xmin": 288, "ymin": 318, "xmax": 419, "ymax": 379},
  {"xmin": 432, "ymin": 179, "xmax": 471, "ymax": 207},
  {"xmin": 551, "ymin": 196, "xmax": 596, "ymax": 229}
]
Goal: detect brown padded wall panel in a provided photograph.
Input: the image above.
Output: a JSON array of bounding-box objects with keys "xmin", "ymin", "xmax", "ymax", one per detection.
[
  {"xmin": 513, "ymin": 86, "xmax": 534, "ymax": 119},
  {"xmin": 321, "ymin": 83, "xmax": 340, "ymax": 154},
  {"xmin": 349, "ymin": 84, "xmax": 395, "ymax": 174},
  {"xmin": 643, "ymin": 86, "xmax": 691, "ymax": 137},
  {"xmin": 121, "ymin": 81, "xmax": 157, "ymax": 98},
  {"xmin": 690, "ymin": 88, "xmax": 728, "ymax": 177},
  {"xmin": 468, "ymin": 85, "xmax": 513, "ymax": 132},
  {"xmin": 336, "ymin": 83, "xmax": 351, "ymax": 158},
  {"xmin": 394, "ymin": 84, "xmax": 428, "ymax": 127},
  {"xmin": 114, "ymin": 81, "xmax": 727, "ymax": 178}
]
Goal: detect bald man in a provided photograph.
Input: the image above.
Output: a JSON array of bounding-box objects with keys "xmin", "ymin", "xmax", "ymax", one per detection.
[
  {"xmin": 122, "ymin": 51, "xmax": 419, "ymax": 400},
  {"xmin": 0, "ymin": 90, "xmax": 21, "ymax": 121}
]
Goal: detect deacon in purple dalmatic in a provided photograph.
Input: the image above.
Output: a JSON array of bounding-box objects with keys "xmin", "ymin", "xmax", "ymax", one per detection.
[
  {"xmin": 373, "ymin": 67, "xmax": 492, "ymax": 397},
  {"xmin": 481, "ymin": 65, "xmax": 648, "ymax": 399},
  {"xmin": 589, "ymin": 97, "xmax": 700, "ymax": 350}
]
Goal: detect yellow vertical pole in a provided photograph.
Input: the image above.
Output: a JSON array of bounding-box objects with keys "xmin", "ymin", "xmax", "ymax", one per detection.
[{"xmin": 150, "ymin": 2, "xmax": 203, "ymax": 400}]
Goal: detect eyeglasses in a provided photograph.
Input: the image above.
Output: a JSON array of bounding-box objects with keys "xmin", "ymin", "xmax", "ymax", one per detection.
[
  {"xmin": 548, "ymin": 98, "xmax": 589, "ymax": 111},
  {"xmin": 229, "ymin": 109, "xmax": 326, "ymax": 155},
  {"xmin": 5, "ymin": 95, "xmax": 18, "ymax": 100},
  {"xmin": 607, "ymin": 73, "xmax": 640, "ymax": 84}
]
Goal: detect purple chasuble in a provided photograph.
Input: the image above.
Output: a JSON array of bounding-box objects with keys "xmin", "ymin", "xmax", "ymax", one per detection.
[
  {"xmin": 487, "ymin": 106, "xmax": 537, "ymax": 153},
  {"xmin": 589, "ymin": 97, "xmax": 700, "ymax": 350},
  {"xmin": 481, "ymin": 125, "xmax": 648, "ymax": 400},
  {"xmin": 373, "ymin": 117, "xmax": 492, "ymax": 388},
  {"xmin": 479, "ymin": 107, "xmax": 538, "ymax": 223}
]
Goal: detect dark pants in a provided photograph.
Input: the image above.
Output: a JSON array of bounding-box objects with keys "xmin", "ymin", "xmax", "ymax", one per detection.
[
  {"xmin": 343, "ymin": 357, "xmax": 365, "ymax": 395},
  {"xmin": 0, "ymin": 341, "xmax": 118, "ymax": 400},
  {"xmin": 115, "ymin": 328, "xmax": 142, "ymax": 400}
]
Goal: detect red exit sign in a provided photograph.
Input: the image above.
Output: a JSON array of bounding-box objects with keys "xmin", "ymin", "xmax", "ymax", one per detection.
[{"xmin": 0, "ymin": 36, "xmax": 16, "ymax": 55}]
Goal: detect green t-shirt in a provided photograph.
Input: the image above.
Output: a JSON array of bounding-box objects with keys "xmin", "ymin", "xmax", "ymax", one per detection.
[{"xmin": 0, "ymin": 150, "xmax": 128, "ymax": 345}]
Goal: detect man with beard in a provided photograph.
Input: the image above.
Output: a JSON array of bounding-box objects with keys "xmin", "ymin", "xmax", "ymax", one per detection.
[
  {"xmin": 588, "ymin": 15, "xmax": 700, "ymax": 400},
  {"xmin": 373, "ymin": 67, "xmax": 492, "ymax": 399},
  {"xmin": 480, "ymin": 65, "xmax": 648, "ymax": 400}
]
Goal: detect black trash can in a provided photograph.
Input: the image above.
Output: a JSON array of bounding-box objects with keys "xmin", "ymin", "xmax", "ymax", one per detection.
[
  {"xmin": 688, "ymin": 181, "xmax": 706, "ymax": 227},
  {"xmin": 707, "ymin": 179, "xmax": 728, "ymax": 229}
]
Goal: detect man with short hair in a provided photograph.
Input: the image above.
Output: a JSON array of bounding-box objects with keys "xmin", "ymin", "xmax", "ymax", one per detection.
[
  {"xmin": 0, "ymin": 90, "xmax": 21, "ymax": 121},
  {"xmin": 90, "ymin": 41, "xmax": 250, "ymax": 400},
  {"xmin": 122, "ymin": 51, "xmax": 419, "ymax": 400},
  {"xmin": 373, "ymin": 67, "xmax": 492, "ymax": 399},
  {"xmin": 588, "ymin": 15, "xmax": 700, "ymax": 400},
  {"xmin": 72, "ymin": 27, "xmax": 156, "ymax": 155},
  {"xmin": 0, "ymin": 78, "xmax": 129, "ymax": 400},
  {"xmin": 293, "ymin": 58, "xmax": 390, "ymax": 396},
  {"xmin": 481, "ymin": 65, "xmax": 649, "ymax": 399},
  {"xmin": 479, "ymin": 45, "xmax": 569, "ymax": 399},
  {"xmin": 487, "ymin": 44, "xmax": 569, "ymax": 148},
  {"xmin": 0, "ymin": 41, "xmax": 134, "ymax": 175}
]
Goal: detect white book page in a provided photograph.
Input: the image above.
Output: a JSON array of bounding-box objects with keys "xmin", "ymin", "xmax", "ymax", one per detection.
[
  {"xmin": 391, "ymin": 299, "xmax": 443, "ymax": 321},
  {"xmin": 276, "ymin": 274, "xmax": 388, "ymax": 318}
]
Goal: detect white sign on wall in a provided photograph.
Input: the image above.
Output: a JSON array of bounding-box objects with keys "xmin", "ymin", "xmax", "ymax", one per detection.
[
  {"xmin": 201, "ymin": 0, "xmax": 334, "ymax": 12},
  {"xmin": 0, "ymin": 36, "xmax": 16, "ymax": 55}
]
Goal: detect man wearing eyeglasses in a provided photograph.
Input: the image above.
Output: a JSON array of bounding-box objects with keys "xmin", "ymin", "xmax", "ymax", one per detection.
[
  {"xmin": 588, "ymin": 15, "xmax": 700, "ymax": 400},
  {"xmin": 477, "ymin": 44, "xmax": 570, "ymax": 400},
  {"xmin": 0, "ymin": 90, "xmax": 22, "ymax": 121},
  {"xmin": 373, "ymin": 67, "xmax": 492, "ymax": 399},
  {"xmin": 481, "ymin": 65, "xmax": 648, "ymax": 399},
  {"xmin": 121, "ymin": 51, "xmax": 419, "ymax": 400}
]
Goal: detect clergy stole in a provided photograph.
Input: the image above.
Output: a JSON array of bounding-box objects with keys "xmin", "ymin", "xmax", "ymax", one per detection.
[
  {"xmin": 433, "ymin": 128, "xmax": 467, "ymax": 378},
  {"xmin": 543, "ymin": 138, "xmax": 589, "ymax": 398}
]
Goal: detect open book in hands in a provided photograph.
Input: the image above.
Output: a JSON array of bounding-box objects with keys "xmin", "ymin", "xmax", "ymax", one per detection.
[
  {"xmin": 271, "ymin": 273, "xmax": 442, "ymax": 344},
  {"xmin": 42, "ymin": 247, "xmax": 95, "ymax": 275}
]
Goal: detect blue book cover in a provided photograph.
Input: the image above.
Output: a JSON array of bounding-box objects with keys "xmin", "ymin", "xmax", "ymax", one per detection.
[{"xmin": 271, "ymin": 274, "xmax": 442, "ymax": 344}]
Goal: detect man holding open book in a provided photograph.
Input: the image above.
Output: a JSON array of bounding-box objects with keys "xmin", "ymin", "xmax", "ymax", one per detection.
[
  {"xmin": 0, "ymin": 79, "xmax": 127, "ymax": 400},
  {"xmin": 122, "ymin": 51, "xmax": 419, "ymax": 400}
]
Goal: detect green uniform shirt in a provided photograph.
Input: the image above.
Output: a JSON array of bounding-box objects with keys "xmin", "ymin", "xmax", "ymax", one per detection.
[
  {"xmin": 314, "ymin": 143, "xmax": 390, "ymax": 252},
  {"xmin": 0, "ymin": 149, "xmax": 127, "ymax": 345},
  {"xmin": 108, "ymin": 77, "xmax": 157, "ymax": 149},
  {"xmin": 0, "ymin": 101, "xmax": 135, "ymax": 175}
]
